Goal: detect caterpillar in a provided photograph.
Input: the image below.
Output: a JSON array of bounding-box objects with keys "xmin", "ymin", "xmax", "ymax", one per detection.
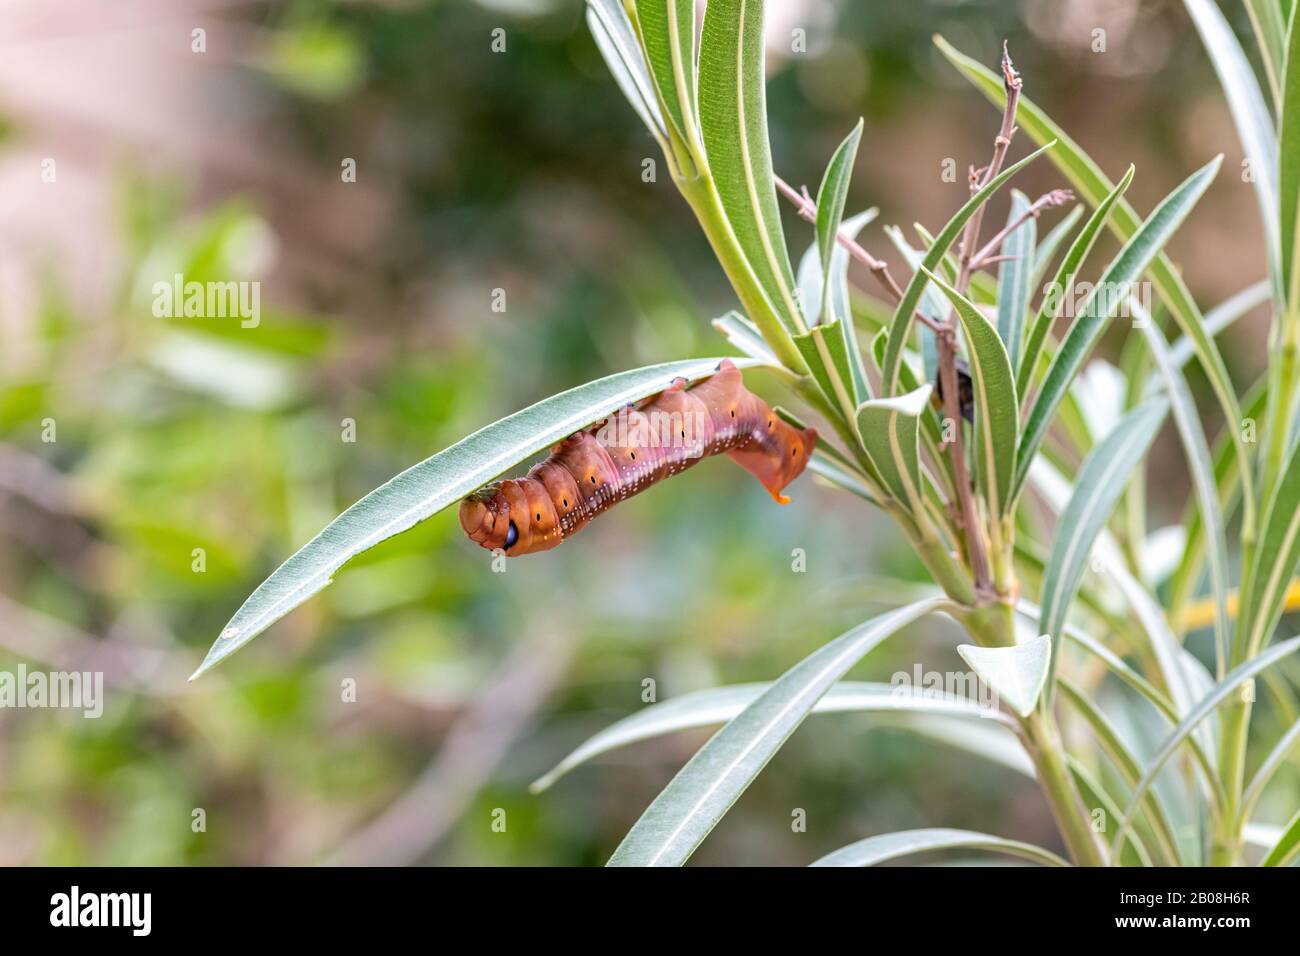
[{"xmin": 459, "ymin": 359, "xmax": 818, "ymax": 555}]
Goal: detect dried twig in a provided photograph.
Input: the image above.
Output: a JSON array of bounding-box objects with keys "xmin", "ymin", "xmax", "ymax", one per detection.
[
  {"xmin": 940, "ymin": 41, "xmax": 1025, "ymax": 597},
  {"xmin": 955, "ymin": 41, "xmax": 1024, "ymax": 297},
  {"xmin": 969, "ymin": 189, "xmax": 1074, "ymax": 271},
  {"xmin": 772, "ymin": 174, "xmax": 945, "ymax": 332}
]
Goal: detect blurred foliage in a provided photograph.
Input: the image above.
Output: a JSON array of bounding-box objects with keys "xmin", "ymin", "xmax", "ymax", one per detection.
[{"xmin": 0, "ymin": 0, "xmax": 1294, "ymax": 865}]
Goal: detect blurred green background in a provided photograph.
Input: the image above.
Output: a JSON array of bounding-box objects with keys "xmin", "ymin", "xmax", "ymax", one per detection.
[{"xmin": 0, "ymin": 0, "xmax": 1278, "ymax": 864}]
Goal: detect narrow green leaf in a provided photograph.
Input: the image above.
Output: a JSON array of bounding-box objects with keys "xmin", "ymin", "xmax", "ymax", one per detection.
[
  {"xmin": 634, "ymin": 0, "xmax": 698, "ymax": 147},
  {"xmin": 816, "ymin": 120, "xmax": 864, "ymax": 322},
  {"xmin": 1167, "ymin": 279, "xmax": 1271, "ymax": 369},
  {"xmin": 1243, "ymin": 716, "xmax": 1300, "ymax": 818},
  {"xmin": 924, "ymin": 270, "xmax": 1019, "ymax": 518},
  {"xmin": 855, "ymin": 385, "xmax": 932, "ymax": 516},
  {"xmin": 996, "ymin": 189, "xmax": 1036, "ymax": 368},
  {"xmin": 807, "ymin": 450, "xmax": 879, "ymax": 504},
  {"xmin": 869, "ymin": 330, "xmax": 955, "ymax": 504},
  {"xmin": 531, "ymin": 679, "xmax": 1008, "ymax": 793},
  {"xmin": 1067, "ymin": 757, "xmax": 1154, "ymax": 866},
  {"xmin": 607, "ymin": 597, "xmax": 948, "ymax": 866},
  {"xmin": 883, "ymin": 225, "xmax": 943, "ymax": 379},
  {"xmin": 1058, "ymin": 678, "xmax": 1184, "ymax": 865},
  {"xmin": 1030, "ymin": 203, "xmax": 1084, "ymax": 288},
  {"xmin": 1185, "ymin": 0, "xmax": 1282, "ymax": 302},
  {"xmin": 1018, "ymin": 598, "xmax": 1221, "ymax": 804},
  {"xmin": 1282, "ymin": 0, "xmax": 1300, "ymax": 296},
  {"xmin": 1236, "ymin": 429, "xmax": 1300, "ymax": 656},
  {"xmin": 1038, "ymin": 399, "xmax": 1168, "ymax": 695},
  {"xmin": 1244, "ymin": 0, "xmax": 1289, "ymax": 108},
  {"xmin": 1018, "ymin": 599, "xmax": 1176, "ymax": 719},
  {"xmin": 711, "ymin": 309, "xmax": 782, "ymax": 369},
  {"xmin": 1138, "ymin": 307, "xmax": 1231, "ymax": 676},
  {"xmin": 1261, "ymin": 806, "xmax": 1300, "ymax": 866},
  {"xmin": 957, "ymin": 634, "xmax": 1051, "ymax": 717},
  {"xmin": 1016, "ymin": 157, "xmax": 1220, "ymax": 497},
  {"xmin": 881, "ymin": 142, "xmax": 1056, "ymax": 392},
  {"xmin": 1018, "ymin": 165, "xmax": 1135, "ymax": 399},
  {"xmin": 195, "ymin": 357, "xmax": 757, "ymax": 679},
  {"xmin": 798, "ymin": 209, "xmax": 879, "ymax": 329},
  {"xmin": 698, "ymin": 0, "xmax": 803, "ymax": 330},
  {"xmin": 810, "ymin": 828, "xmax": 1069, "ymax": 868},
  {"xmin": 810, "ymin": 126, "xmax": 873, "ymax": 404},
  {"xmin": 1113, "ymin": 633, "xmax": 1300, "ymax": 854},
  {"xmin": 794, "ymin": 320, "xmax": 858, "ymax": 419},
  {"xmin": 1166, "ymin": 376, "xmax": 1267, "ymax": 634},
  {"xmin": 585, "ymin": 2, "xmax": 668, "ymax": 144}
]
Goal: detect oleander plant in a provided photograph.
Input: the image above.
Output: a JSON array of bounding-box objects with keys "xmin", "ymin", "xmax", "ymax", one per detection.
[{"xmin": 194, "ymin": 0, "xmax": 1300, "ymax": 867}]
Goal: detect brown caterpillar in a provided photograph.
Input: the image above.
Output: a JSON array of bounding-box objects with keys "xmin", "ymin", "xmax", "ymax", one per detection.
[{"xmin": 458, "ymin": 359, "xmax": 818, "ymax": 555}]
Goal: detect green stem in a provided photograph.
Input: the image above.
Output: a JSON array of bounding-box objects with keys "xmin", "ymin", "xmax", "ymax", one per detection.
[
  {"xmin": 1022, "ymin": 709, "xmax": 1110, "ymax": 867},
  {"xmin": 958, "ymin": 599, "xmax": 1108, "ymax": 866},
  {"xmin": 1212, "ymin": 696, "xmax": 1252, "ymax": 866},
  {"xmin": 913, "ymin": 534, "xmax": 977, "ymax": 607}
]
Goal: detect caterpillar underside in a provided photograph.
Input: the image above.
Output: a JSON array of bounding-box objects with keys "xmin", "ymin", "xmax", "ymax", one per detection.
[{"xmin": 458, "ymin": 359, "xmax": 818, "ymax": 555}]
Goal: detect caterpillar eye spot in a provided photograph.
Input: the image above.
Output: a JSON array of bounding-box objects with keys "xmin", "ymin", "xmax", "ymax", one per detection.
[{"xmin": 504, "ymin": 520, "xmax": 519, "ymax": 550}]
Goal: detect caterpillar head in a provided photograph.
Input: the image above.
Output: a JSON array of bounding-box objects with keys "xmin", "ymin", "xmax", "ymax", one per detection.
[
  {"xmin": 459, "ymin": 478, "xmax": 562, "ymax": 555},
  {"xmin": 459, "ymin": 485, "xmax": 515, "ymax": 551}
]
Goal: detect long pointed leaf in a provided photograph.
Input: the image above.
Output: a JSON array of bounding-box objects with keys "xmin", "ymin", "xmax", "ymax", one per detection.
[
  {"xmin": 1016, "ymin": 157, "xmax": 1220, "ymax": 497},
  {"xmin": 1243, "ymin": 716, "xmax": 1300, "ymax": 817},
  {"xmin": 1185, "ymin": 0, "xmax": 1282, "ymax": 302},
  {"xmin": 607, "ymin": 597, "xmax": 948, "ymax": 866},
  {"xmin": 1058, "ymin": 678, "xmax": 1184, "ymax": 865},
  {"xmin": 1038, "ymin": 399, "xmax": 1168, "ymax": 695},
  {"xmin": 1236, "ymin": 428, "xmax": 1300, "ymax": 656},
  {"xmin": 810, "ymin": 828, "xmax": 1069, "ymax": 867},
  {"xmin": 1031, "ymin": 203, "xmax": 1084, "ymax": 288},
  {"xmin": 1283, "ymin": 0, "xmax": 1300, "ymax": 295},
  {"xmin": 634, "ymin": 0, "xmax": 698, "ymax": 147},
  {"xmin": 531, "ymin": 679, "xmax": 1011, "ymax": 793},
  {"xmin": 925, "ymin": 270, "xmax": 1019, "ymax": 518},
  {"xmin": 996, "ymin": 189, "xmax": 1036, "ymax": 368},
  {"xmin": 1138, "ymin": 304, "xmax": 1231, "ymax": 675},
  {"xmin": 698, "ymin": 0, "xmax": 802, "ymax": 330},
  {"xmin": 816, "ymin": 120, "xmax": 864, "ymax": 323},
  {"xmin": 1113, "ymin": 633, "xmax": 1300, "ymax": 853},
  {"xmin": 1244, "ymin": 0, "xmax": 1288, "ymax": 108},
  {"xmin": 585, "ymin": 2, "xmax": 668, "ymax": 144},
  {"xmin": 1260, "ymin": 806, "xmax": 1300, "ymax": 866},
  {"xmin": 855, "ymin": 385, "xmax": 932, "ymax": 517},
  {"xmin": 195, "ymin": 357, "xmax": 758, "ymax": 679},
  {"xmin": 1018, "ymin": 165, "xmax": 1134, "ymax": 398}
]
